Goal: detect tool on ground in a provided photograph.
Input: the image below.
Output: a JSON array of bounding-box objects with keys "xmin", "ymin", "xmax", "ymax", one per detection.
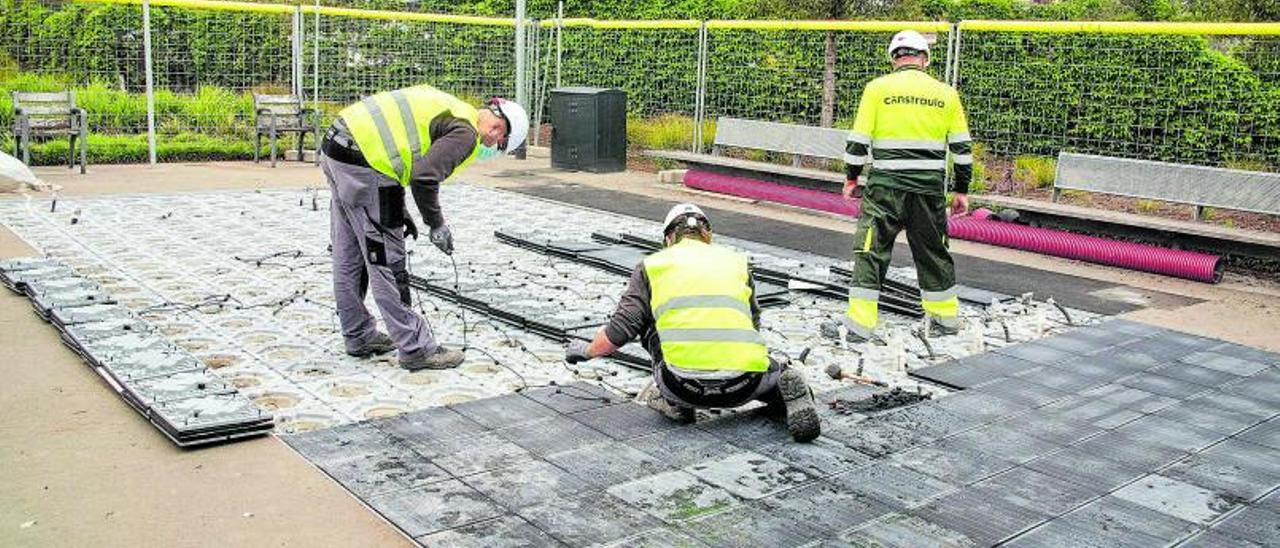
[{"xmin": 824, "ymin": 362, "xmax": 888, "ymax": 387}]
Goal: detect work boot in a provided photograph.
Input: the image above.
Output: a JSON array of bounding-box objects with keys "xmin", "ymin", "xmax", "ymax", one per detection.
[
  {"xmin": 637, "ymin": 382, "xmax": 696, "ymax": 424},
  {"xmin": 778, "ymin": 369, "xmax": 820, "ymax": 443},
  {"xmin": 400, "ymin": 346, "xmax": 465, "ymax": 371},
  {"xmin": 819, "ymin": 317, "xmax": 872, "ymax": 344},
  {"xmin": 924, "ymin": 316, "xmax": 961, "ymax": 338},
  {"xmin": 347, "ymin": 331, "xmax": 395, "ymax": 357}
]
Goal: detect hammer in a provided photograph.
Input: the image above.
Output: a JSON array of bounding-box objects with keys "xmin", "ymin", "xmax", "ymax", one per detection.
[{"xmin": 825, "ymin": 362, "xmax": 888, "ymax": 387}]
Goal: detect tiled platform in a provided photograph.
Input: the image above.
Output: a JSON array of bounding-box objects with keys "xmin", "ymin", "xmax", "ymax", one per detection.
[{"xmin": 286, "ymin": 319, "xmax": 1278, "ymax": 547}]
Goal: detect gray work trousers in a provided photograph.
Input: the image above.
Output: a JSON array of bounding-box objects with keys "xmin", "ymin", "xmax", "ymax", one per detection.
[
  {"xmin": 322, "ymin": 154, "xmax": 438, "ymax": 360},
  {"xmin": 654, "ymin": 356, "xmax": 785, "ymax": 410}
]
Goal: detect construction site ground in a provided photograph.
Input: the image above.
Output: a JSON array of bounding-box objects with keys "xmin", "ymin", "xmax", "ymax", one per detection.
[{"xmin": 2, "ymin": 155, "xmax": 1277, "ymax": 547}]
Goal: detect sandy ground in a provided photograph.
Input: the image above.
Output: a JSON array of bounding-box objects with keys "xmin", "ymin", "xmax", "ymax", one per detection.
[{"xmin": 2, "ymin": 156, "xmax": 1278, "ymax": 546}]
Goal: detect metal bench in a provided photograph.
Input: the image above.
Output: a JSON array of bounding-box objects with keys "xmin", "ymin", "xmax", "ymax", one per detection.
[
  {"xmin": 253, "ymin": 94, "xmax": 319, "ymax": 167},
  {"xmin": 11, "ymin": 91, "xmax": 88, "ymax": 174},
  {"xmin": 1054, "ymin": 152, "xmax": 1280, "ymax": 221},
  {"xmin": 645, "ymin": 117, "xmax": 847, "ymax": 191}
]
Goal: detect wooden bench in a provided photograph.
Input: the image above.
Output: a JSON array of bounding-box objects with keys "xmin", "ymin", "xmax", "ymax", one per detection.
[
  {"xmin": 645, "ymin": 117, "xmax": 846, "ymax": 192},
  {"xmin": 254, "ymin": 94, "xmax": 319, "ymax": 167},
  {"xmin": 1053, "ymin": 152, "xmax": 1280, "ymax": 221},
  {"xmin": 11, "ymin": 91, "xmax": 88, "ymax": 174}
]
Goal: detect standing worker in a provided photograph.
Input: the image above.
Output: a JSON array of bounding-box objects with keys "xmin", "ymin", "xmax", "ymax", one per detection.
[
  {"xmin": 565, "ymin": 204, "xmax": 821, "ymax": 443},
  {"xmin": 826, "ymin": 30, "xmax": 972, "ymax": 342},
  {"xmin": 320, "ymin": 85, "xmax": 528, "ymax": 370}
]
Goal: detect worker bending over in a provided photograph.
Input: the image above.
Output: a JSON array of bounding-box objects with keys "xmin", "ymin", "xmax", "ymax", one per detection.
[
  {"xmin": 826, "ymin": 30, "xmax": 972, "ymax": 342},
  {"xmin": 566, "ymin": 204, "xmax": 820, "ymax": 443},
  {"xmin": 321, "ymin": 85, "xmax": 528, "ymax": 370}
]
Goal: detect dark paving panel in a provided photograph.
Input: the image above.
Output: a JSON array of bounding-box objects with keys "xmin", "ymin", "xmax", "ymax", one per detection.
[
  {"xmin": 1071, "ymin": 431, "xmax": 1191, "ymax": 470},
  {"xmin": 1147, "ymin": 362, "xmax": 1243, "ymax": 388},
  {"xmin": 1023, "ymin": 446, "xmax": 1147, "ymax": 493},
  {"xmin": 837, "ymin": 512, "xmax": 978, "ymax": 547},
  {"xmin": 1194, "ymin": 391, "xmax": 1278, "ymax": 420},
  {"xmin": 463, "ymin": 460, "xmax": 593, "ymax": 512},
  {"xmin": 820, "ymin": 417, "xmax": 929, "ymax": 458},
  {"xmin": 1120, "ymin": 372, "xmax": 1212, "ymax": 399},
  {"xmin": 604, "ymin": 527, "xmax": 707, "ymax": 548},
  {"xmin": 1121, "ymin": 337, "xmax": 1212, "ymax": 364},
  {"xmin": 282, "ymin": 420, "xmax": 393, "ymax": 465},
  {"xmin": 1038, "ymin": 394, "xmax": 1147, "ymax": 430},
  {"xmin": 945, "ymin": 424, "xmax": 1063, "ymax": 464},
  {"xmin": 696, "ymin": 410, "xmax": 793, "ymax": 449},
  {"xmin": 1015, "ymin": 365, "xmax": 1113, "ymax": 393},
  {"xmin": 1036, "ymin": 330, "xmax": 1118, "ymax": 356},
  {"xmin": 1113, "ymin": 414, "xmax": 1226, "ymax": 453},
  {"xmin": 1004, "ymin": 517, "xmax": 1166, "ymax": 548},
  {"xmin": 515, "ymin": 490, "xmax": 663, "ymax": 547},
  {"xmin": 998, "ymin": 411, "xmax": 1105, "ymax": 446},
  {"xmin": 1112, "ymin": 474, "xmax": 1240, "ymax": 525},
  {"xmin": 969, "ymin": 376, "xmax": 1068, "ymax": 408},
  {"xmin": 995, "ymin": 341, "xmax": 1079, "ymax": 367},
  {"xmin": 545, "ymin": 440, "xmax": 669, "ymax": 488},
  {"xmin": 683, "ymin": 450, "xmax": 811, "ymax": 500},
  {"xmin": 872, "ymin": 401, "xmax": 980, "ymax": 440},
  {"xmin": 519, "ymin": 382, "xmax": 622, "ymax": 414},
  {"xmin": 679, "ymin": 501, "xmax": 819, "ymax": 547},
  {"xmin": 606, "ymin": 470, "xmax": 739, "ymax": 523},
  {"xmin": 830, "ymin": 462, "xmax": 959, "ymax": 509},
  {"xmin": 414, "ymin": 515, "xmax": 563, "ymax": 547},
  {"xmin": 450, "ymin": 392, "xmax": 560, "ymax": 429},
  {"xmin": 1050, "ymin": 495, "xmax": 1200, "ymax": 545},
  {"xmin": 930, "ymin": 390, "xmax": 1028, "ymax": 422},
  {"xmin": 1164, "ymin": 439, "xmax": 1280, "ymax": 501},
  {"xmin": 1047, "ymin": 356, "xmax": 1137, "ymax": 386},
  {"xmin": 1211, "ymin": 506, "xmax": 1280, "ymax": 546},
  {"xmin": 1180, "ymin": 350, "xmax": 1272, "ymax": 377},
  {"xmin": 1154, "ymin": 330, "xmax": 1224, "ymax": 352},
  {"xmin": 756, "ymin": 481, "xmax": 895, "ymax": 538},
  {"xmin": 628, "ymin": 427, "xmax": 742, "ymax": 468},
  {"xmin": 1237, "ymin": 417, "xmax": 1280, "ymax": 450},
  {"xmin": 910, "ymin": 352, "xmax": 1039, "ymax": 389},
  {"xmin": 493, "ymin": 415, "xmax": 612, "ymax": 457},
  {"xmin": 364, "ymin": 479, "xmax": 506, "ymax": 538},
  {"xmin": 1154, "ymin": 399, "xmax": 1267, "ymax": 437},
  {"xmin": 893, "ymin": 441, "xmax": 1019, "ymax": 485},
  {"xmin": 754, "ymin": 437, "xmax": 873, "ymax": 477},
  {"xmin": 1223, "ymin": 376, "xmax": 1280, "ymax": 404},
  {"xmin": 1207, "ymin": 342, "xmax": 1280, "ymax": 366},
  {"xmin": 569, "ymin": 402, "xmax": 683, "ymax": 440},
  {"xmin": 375, "ymin": 406, "xmax": 489, "ymax": 457},
  {"xmin": 431, "ymin": 431, "xmax": 535, "ymax": 476},
  {"xmin": 1180, "ymin": 529, "xmax": 1268, "ymax": 548},
  {"xmin": 1104, "ymin": 319, "xmax": 1168, "ymax": 338},
  {"xmin": 320, "ymin": 440, "xmax": 449, "ymax": 498},
  {"xmin": 913, "ymin": 488, "xmax": 1052, "ymax": 545},
  {"xmin": 973, "ymin": 466, "xmax": 1100, "ymax": 516}
]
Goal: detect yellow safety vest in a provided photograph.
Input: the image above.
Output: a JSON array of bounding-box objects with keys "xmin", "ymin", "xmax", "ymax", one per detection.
[
  {"xmin": 338, "ymin": 85, "xmax": 482, "ymax": 186},
  {"xmin": 643, "ymin": 239, "xmax": 769, "ymax": 373}
]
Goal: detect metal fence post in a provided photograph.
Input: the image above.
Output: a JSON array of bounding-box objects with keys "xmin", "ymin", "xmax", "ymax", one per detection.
[
  {"xmin": 142, "ymin": 0, "xmax": 156, "ymax": 165},
  {"xmin": 951, "ymin": 24, "xmax": 963, "ymax": 89},
  {"xmin": 312, "ymin": 0, "xmax": 320, "ymax": 112},
  {"xmin": 515, "ymin": 0, "xmax": 527, "ymax": 106},
  {"xmin": 555, "ymin": 1, "xmax": 563, "ymax": 88},
  {"xmin": 291, "ymin": 6, "xmax": 302, "ymax": 98},
  {"xmin": 692, "ymin": 21, "xmax": 708, "ymax": 153}
]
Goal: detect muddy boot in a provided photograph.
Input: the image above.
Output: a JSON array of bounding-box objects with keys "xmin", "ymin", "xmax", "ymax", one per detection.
[
  {"xmin": 778, "ymin": 369, "xmax": 820, "ymax": 443},
  {"xmin": 925, "ymin": 316, "xmax": 961, "ymax": 338},
  {"xmin": 400, "ymin": 346, "xmax": 465, "ymax": 371},
  {"xmin": 347, "ymin": 331, "xmax": 395, "ymax": 357},
  {"xmin": 637, "ymin": 382, "xmax": 695, "ymax": 424},
  {"xmin": 819, "ymin": 318, "xmax": 872, "ymax": 344}
]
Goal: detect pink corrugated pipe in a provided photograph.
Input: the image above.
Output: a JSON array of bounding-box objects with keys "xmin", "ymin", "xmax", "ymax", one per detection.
[{"xmin": 683, "ymin": 169, "xmax": 1224, "ymax": 283}]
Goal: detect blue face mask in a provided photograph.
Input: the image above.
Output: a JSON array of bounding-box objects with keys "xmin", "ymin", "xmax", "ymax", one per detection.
[{"xmin": 475, "ymin": 144, "xmax": 502, "ymax": 162}]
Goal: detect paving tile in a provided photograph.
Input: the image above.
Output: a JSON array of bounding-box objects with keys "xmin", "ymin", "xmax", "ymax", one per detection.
[
  {"xmin": 913, "ymin": 488, "xmax": 1052, "ymax": 545},
  {"xmin": 1015, "ymin": 365, "xmax": 1111, "ymax": 393},
  {"xmin": 837, "ymin": 512, "xmax": 977, "ymax": 547},
  {"xmin": 1037, "ymin": 395, "xmax": 1143, "ymax": 430},
  {"xmin": 545, "ymin": 440, "xmax": 669, "ymax": 488},
  {"xmin": 1047, "ymin": 355, "xmax": 1132, "ymax": 384},
  {"xmin": 1070, "ymin": 431, "xmax": 1190, "ymax": 470},
  {"xmin": 628, "ymin": 428, "xmax": 741, "ymax": 468},
  {"xmin": 873, "ymin": 402, "xmax": 980, "ymax": 439},
  {"xmin": 911, "ymin": 353, "xmax": 1039, "ymax": 389},
  {"xmin": 1113, "ymin": 414, "xmax": 1225, "ymax": 452},
  {"xmin": 1236, "ymin": 417, "xmax": 1280, "ymax": 450},
  {"xmin": 819, "ymin": 418, "xmax": 928, "ymax": 458},
  {"xmin": 754, "ymin": 436, "xmax": 873, "ymax": 477},
  {"xmin": 607, "ymin": 470, "xmax": 739, "ymax": 523},
  {"xmin": 1079, "ymin": 383, "xmax": 1180, "ymax": 414},
  {"xmin": 414, "ymin": 515, "xmax": 562, "ymax": 547},
  {"xmin": 1112, "ymin": 474, "xmax": 1240, "ymax": 525},
  {"xmin": 1180, "ymin": 529, "xmax": 1267, "ymax": 548},
  {"xmin": 1180, "ymin": 351, "xmax": 1271, "ymax": 377},
  {"xmin": 695, "ymin": 410, "xmax": 793, "ymax": 449},
  {"xmin": 931, "ymin": 391, "xmax": 1027, "ymax": 422},
  {"xmin": 996, "ymin": 341, "xmax": 1078, "ymax": 366},
  {"xmin": 569, "ymin": 402, "xmax": 683, "ymax": 440},
  {"xmin": 1036, "ymin": 331, "xmax": 1110, "ymax": 355},
  {"xmin": 1023, "ymin": 446, "xmax": 1147, "ymax": 493},
  {"xmin": 1212, "ymin": 506, "xmax": 1280, "ymax": 545},
  {"xmin": 946, "ymin": 423, "xmax": 1063, "ymax": 464},
  {"xmin": 515, "ymin": 490, "xmax": 663, "ymax": 547},
  {"xmin": 320, "ymin": 440, "xmax": 450, "ymax": 498},
  {"xmin": 1052, "ymin": 495, "xmax": 1200, "ymax": 545},
  {"xmin": 1194, "ymin": 391, "xmax": 1278, "ymax": 420},
  {"xmin": 679, "ymin": 501, "xmax": 819, "ymax": 547},
  {"xmin": 1147, "ymin": 363, "xmax": 1242, "ymax": 388},
  {"xmin": 998, "ymin": 411, "xmax": 1104, "ymax": 446},
  {"xmin": 1004, "ymin": 517, "xmax": 1165, "ymax": 548},
  {"xmin": 1154, "ymin": 330, "xmax": 1223, "ymax": 352},
  {"xmin": 969, "ymin": 376, "xmax": 1068, "ymax": 408},
  {"xmin": 600, "ymin": 527, "xmax": 707, "ymax": 548},
  {"xmin": 1223, "ymin": 377, "xmax": 1280, "ymax": 404},
  {"xmin": 518, "ymin": 382, "xmax": 622, "ymax": 414},
  {"xmin": 450, "ymin": 393, "xmax": 561, "ymax": 429},
  {"xmin": 1164, "ymin": 439, "xmax": 1280, "ymax": 501},
  {"xmin": 365, "ymin": 479, "xmax": 506, "ymax": 538},
  {"xmin": 1155, "ymin": 400, "xmax": 1266, "ymax": 437},
  {"xmin": 463, "ymin": 460, "xmax": 593, "ymax": 512},
  {"xmin": 1120, "ymin": 337, "xmax": 1208, "ymax": 363},
  {"xmin": 756, "ymin": 481, "xmax": 895, "ymax": 537},
  {"xmin": 282, "ymin": 420, "xmax": 392, "ymax": 466},
  {"xmin": 829, "ymin": 462, "xmax": 959, "ymax": 509},
  {"xmin": 431, "ymin": 431, "xmax": 535, "ymax": 476},
  {"xmin": 684, "ymin": 450, "xmax": 811, "ymax": 500},
  {"xmin": 1207, "ymin": 342, "xmax": 1280, "ymax": 367},
  {"xmin": 494, "ymin": 415, "xmax": 612, "ymax": 457},
  {"xmin": 1120, "ymin": 372, "xmax": 1212, "ymax": 399},
  {"xmin": 973, "ymin": 466, "xmax": 1101, "ymax": 515},
  {"xmin": 1104, "ymin": 319, "xmax": 1167, "ymax": 338},
  {"xmin": 892, "ymin": 441, "xmax": 1018, "ymax": 486},
  {"xmin": 376, "ymin": 406, "xmax": 488, "ymax": 457}
]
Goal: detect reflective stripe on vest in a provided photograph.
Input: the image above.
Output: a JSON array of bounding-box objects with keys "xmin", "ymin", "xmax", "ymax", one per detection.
[
  {"xmin": 338, "ymin": 85, "xmax": 482, "ymax": 186},
  {"xmin": 643, "ymin": 239, "xmax": 769, "ymax": 373}
]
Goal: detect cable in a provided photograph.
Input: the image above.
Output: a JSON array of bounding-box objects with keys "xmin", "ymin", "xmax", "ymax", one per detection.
[{"xmin": 449, "ymin": 253, "xmax": 468, "ymax": 350}]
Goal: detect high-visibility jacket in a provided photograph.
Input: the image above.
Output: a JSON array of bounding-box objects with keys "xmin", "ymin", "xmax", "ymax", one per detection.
[
  {"xmin": 845, "ymin": 66, "xmax": 973, "ymax": 196},
  {"xmin": 643, "ymin": 239, "xmax": 769, "ymax": 373},
  {"xmin": 339, "ymin": 85, "xmax": 482, "ymax": 186}
]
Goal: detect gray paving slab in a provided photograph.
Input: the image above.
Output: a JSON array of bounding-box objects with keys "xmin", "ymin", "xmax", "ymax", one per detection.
[
  {"xmin": 946, "ymin": 423, "xmax": 1064, "ymax": 464},
  {"xmin": 969, "ymin": 376, "xmax": 1069, "ymax": 408},
  {"xmin": 494, "ymin": 415, "xmax": 613, "ymax": 457},
  {"xmin": 1049, "ymin": 356, "xmax": 1136, "ymax": 385},
  {"xmin": 1112, "ymin": 474, "xmax": 1240, "ymax": 525},
  {"xmin": 463, "ymin": 460, "xmax": 593, "ymax": 512},
  {"xmin": 1207, "ymin": 342, "xmax": 1280, "ymax": 367},
  {"xmin": 601, "ymin": 527, "xmax": 707, "ymax": 548},
  {"xmin": 320, "ymin": 440, "xmax": 450, "ymax": 498},
  {"xmin": 606, "ymin": 470, "xmax": 739, "ymax": 523},
  {"xmin": 1154, "ymin": 330, "xmax": 1224, "ymax": 352},
  {"xmin": 836, "ymin": 512, "xmax": 977, "ymax": 547},
  {"xmin": 1023, "ymin": 446, "xmax": 1147, "ymax": 493},
  {"xmin": 683, "ymin": 450, "xmax": 811, "ymax": 500},
  {"xmin": 1180, "ymin": 351, "xmax": 1272, "ymax": 377},
  {"xmin": 364, "ymin": 479, "xmax": 507, "ymax": 538},
  {"xmin": 1211, "ymin": 506, "xmax": 1280, "ymax": 546},
  {"xmin": 755, "ymin": 436, "xmax": 874, "ymax": 477},
  {"xmin": 1155, "ymin": 399, "xmax": 1267, "ymax": 437},
  {"xmin": 1113, "ymin": 414, "xmax": 1226, "ymax": 453},
  {"xmin": 679, "ymin": 501, "xmax": 819, "ymax": 547},
  {"xmin": 376, "ymin": 406, "xmax": 488, "ymax": 456},
  {"xmin": 930, "ymin": 391, "xmax": 1028, "ymax": 422},
  {"xmin": 874, "ymin": 401, "xmax": 981, "ymax": 440},
  {"xmin": 996, "ymin": 341, "xmax": 1079, "ymax": 366},
  {"xmin": 545, "ymin": 440, "xmax": 669, "ymax": 488},
  {"xmin": 1104, "ymin": 319, "xmax": 1168, "ymax": 338},
  {"xmin": 892, "ymin": 440, "xmax": 1019, "ymax": 486},
  {"xmin": 1237, "ymin": 417, "xmax": 1280, "ymax": 450},
  {"xmin": 756, "ymin": 481, "xmax": 895, "ymax": 538},
  {"xmin": 519, "ymin": 382, "xmax": 621, "ymax": 414},
  {"xmin": 998, "ymin": 411, "xmax": 1105, "ymax": 445},
  {"xmin": 1165, "ymin": 439, "xmax": 1280, "ymax": 501},
  {"xmin": 1148, "ymin": 362, "xmax": 1243, "ymax": 388},
  {"xmin": 1051, "ymin": 495, "xmax": 1201, "ymax": 545},
  {"xmin": 450, "ymin": 392, "xmax": 561, "ymax": 429},
  {"xmin": 1121, "ymin": 337, "xmax": 1209, "ymax": 363},
  {"xmin": 1120, "ymin": 372, "xmax": 1212, "ymax": 399},
  {"xmin": 1223, "ymin": 377, "xmax": 1280, "ymax": 404},
  {"xmin": 818, "ymin": 418, "xmax": 927, "ymax": 458},
  {"xmin": 515, "ymin": 490, "xmax": 663, "ymax": 547},
  {"xmin": 1194, "ymin": 391, "xmax": 1278, "ymax": 420},
  {"xmin": 431, "ymin": 431, "xmax": 536, "ymax": 477},
  {"xmin": 913, "ymin": 488, "xmax": 1052, "ymax": 545},
  {"xmin": 1180, "ymin": 529, "xmax": 1267, "ymax": 548},
  {"xmin": 570, "ymin": 402, "xmax": 683, "ymax": 440},
  {"xmin": 696, "ymin": 410, "xmax": 794, "ymax": 449},
  {"xmin": 1015, "ymin": 365, "xmax": 1112, "ymax": 393},
  {"xmin": 1080, "ymin": 383, "xmax": 1180, "ymax": 415},
  {"xmin": 1003, "ymin": 517, "xmax": 1164, "ymax": 548},
  {"xmin": 973, "ymin": 466, "xmax": 1101, "ymax": 516},
  {"xmin": 628, "ymin": 428, "xmax": 742, "ymax": 468},
  {"xmin": 414, "ymin": 514, "xmax": 563, "ymax": 547},
  {"xmin": 282, "ymin": 420, "xmax": 394, "ymax": 467},
  {"xmin": 1036, "ymin": 331, "xmax": 1113, "ymax": 355},
  {"xmin": 1037, "ymin": 395, "xmax": 1146, "ymax": 430},
  {"xmin": 1071, "ymin": 431, "xmax": 1191, "ymax": 470},
  {"xmin": 910, "ymin": 352, "xmax": 1039, "ymax": 389},
  {"xmin": 829, "ymin": 462, "xmax": 959, "ymax": 509}
]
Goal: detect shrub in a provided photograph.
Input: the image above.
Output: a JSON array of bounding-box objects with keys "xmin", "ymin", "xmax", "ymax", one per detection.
[{"xmin": 1012, "ymin": 155, "xmax": 1057, "ymax": 189}]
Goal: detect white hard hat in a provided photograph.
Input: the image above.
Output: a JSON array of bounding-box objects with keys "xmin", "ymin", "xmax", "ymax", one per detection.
[
  {"xmin": 662, "ymin": 203, "xmax": 709, "ymax": 236},
  {"xmin": 490, "ymin": 98, "xmax": 529, "ymax": 153},
  {"xmin": 887, "ymin": 30, "xmax": 930, "ymax": 61}
]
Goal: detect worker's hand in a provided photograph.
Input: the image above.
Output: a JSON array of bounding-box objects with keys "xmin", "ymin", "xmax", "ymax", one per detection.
[
  {"xmin": 403, "ymin": 214, "xmax": 419, "ymax": 240},
  {"xmin": 843, "ymin": 179, "xmax": 860, "ymax": 200},
  {"xmin": 951, "ymin": 193, "xmax": 969, "ymax": 216},
  {"xmin": 429, "ymin": 224, "xmax": 454, "ymax": 255},
  {"xmin": 565, "ymin": 340, "xmax": 593, "ymax": 364}
]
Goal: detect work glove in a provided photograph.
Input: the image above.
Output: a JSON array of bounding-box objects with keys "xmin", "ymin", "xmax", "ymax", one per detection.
[
  {"xmin": 843, "ymin": 179, "xmax": 863, "ymax": 200},
  {"xmin": 429, "ymin": 224, "xmax": 454, "ymax": 255},
  {"xmin": 565, "ymin": 340, "xmax": 593, "ymax": 364},
  {"xmin": 403, "ymin": 212, "xmax": 419, "ymax": 240}
]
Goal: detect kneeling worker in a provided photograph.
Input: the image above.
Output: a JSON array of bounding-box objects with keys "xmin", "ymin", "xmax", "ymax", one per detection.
[
  {"xmin": 321, "ymin": 85, "xmax": 528, "ymax": 370},
  {"xmin": 565, "ymin": 204, "xmax": 820, "ymax": 442}
]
